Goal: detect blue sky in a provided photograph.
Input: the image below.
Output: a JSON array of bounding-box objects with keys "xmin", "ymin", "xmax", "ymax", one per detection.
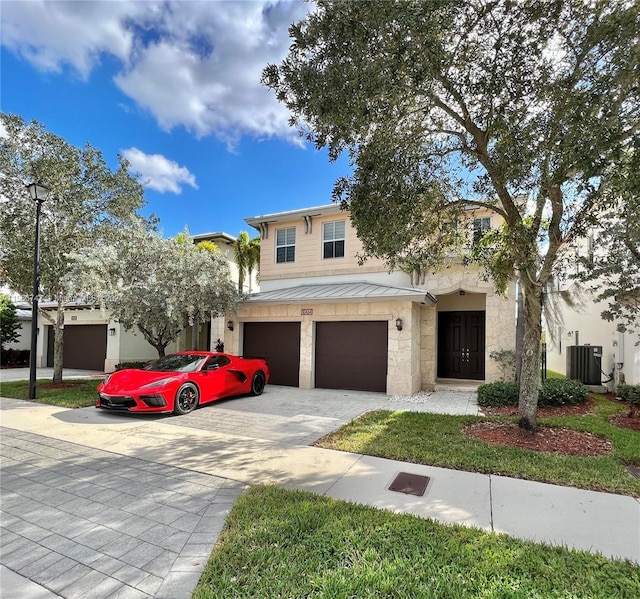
[{"xmin": 1, "ymin": 0, "xmax": 351, "ymax": 238}]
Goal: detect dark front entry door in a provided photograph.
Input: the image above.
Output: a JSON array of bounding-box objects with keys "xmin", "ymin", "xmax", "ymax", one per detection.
[{"xmin": 437, "ymin": 311, "xmax": 485, "ymax": 380}]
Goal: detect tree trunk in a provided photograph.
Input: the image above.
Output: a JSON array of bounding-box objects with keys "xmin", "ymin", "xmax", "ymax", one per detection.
[
  {"xmin": 53, "ymin": 294, "xmax": 65, "ymax": 383},
  {"xmin": 192, "ymin": 310, "xmax": 200, "ymax": 350},
  {"xmin": 515, "ymin": 282, "xmax": 525, "ymax": 382},
  {"xmin": 155, "ymin": 344, "xmax": 166, "ymax": 358},
  {"xmin": 517, "ymin": 279, "xmax": 543, "ymax": 431}
]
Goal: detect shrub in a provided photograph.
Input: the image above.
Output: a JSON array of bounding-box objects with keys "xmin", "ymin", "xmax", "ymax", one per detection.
[
  {"xmin": 1, "ymin": 348, "xmax": 30, "ymax": 367},
  {"xmin": 477, "ymin": 382, "xmax": 519, "ymax": 406},
  {"xmin": 616, "ymin": 384, "xmax": 640, "ymax": 403},
  {"xmin": 115, "ymin": 360, "xmax": 151, "ymax": 371},
  {"xmin": 489, "ymin": 349, "xmax": 516, "ymax": 381},
  {"xmin": 478, "ymin": 378, "xmax": 588, "ymax": 408},
  {"xmin": 538, "ymin": 378, "xmax": 587, "ymax": 407}
]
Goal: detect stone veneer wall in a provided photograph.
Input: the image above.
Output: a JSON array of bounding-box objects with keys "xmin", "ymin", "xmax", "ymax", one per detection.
[
  {"xmin": 420, "ymin": 265, "xmax": 517, "ymax": 386},
  {"xmin": 234, "ymin": 299, "xmax": 422, "ymax": 396}
]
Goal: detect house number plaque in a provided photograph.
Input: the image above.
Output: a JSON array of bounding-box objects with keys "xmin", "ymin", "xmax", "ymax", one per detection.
[{"xmin": 301, "ymin": 308, "xmax": 313, "ymax": 315}]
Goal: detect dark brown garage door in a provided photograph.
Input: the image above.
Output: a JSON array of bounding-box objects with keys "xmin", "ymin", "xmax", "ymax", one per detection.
[
  {"xmin": 315, "ymin": 321, "xmax": 388, "ymax": 392},
  {"xmin": 46, "ymin": 324, "xmax": 107, "ymax": 371},
  {"xmin": 243, "ymin": 322, "xmax": 301, "ymax": 387}
]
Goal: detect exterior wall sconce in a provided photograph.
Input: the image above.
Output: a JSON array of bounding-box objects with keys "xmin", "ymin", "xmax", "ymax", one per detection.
[
  {"xmin": 227, "ymin": 320, "xmax": 234, "ymax": 331},
  {"xmin": 395, "ymin": 317, "xmax": 403, "ymax": 331},
  {"xmin": 108, "ymin": 327, "xmax": 116, "ymax": 337}
]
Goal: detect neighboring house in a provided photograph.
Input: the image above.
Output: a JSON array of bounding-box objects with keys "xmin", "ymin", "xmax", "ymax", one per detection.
[
  {"xmin": 544, "ymin": 235, "xmax": 640, "ymax": 386},
  {"xmin": 3, "ymin": 307, "xmax": 32, "ymax": 352},
  {"xmin": 22, "ymin": 300, "xmax": 177, "ymax": 373},
  {"xmin": 12, "ymin": 232, "xmax": 247, "ymax": 373},
  {"xmin": 223, "ymin": 204, "xmax": 517, "ymax": 395}
]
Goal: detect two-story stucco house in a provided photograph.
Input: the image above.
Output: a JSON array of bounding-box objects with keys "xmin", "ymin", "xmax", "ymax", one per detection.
[{"xmin": 223, "ymin": 204, "xmax": 517, "ymax": 396}]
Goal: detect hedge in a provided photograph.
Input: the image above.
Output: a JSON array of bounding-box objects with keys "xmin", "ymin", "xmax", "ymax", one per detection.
[{"xmin": 478, "ymin": 378, "xmax": 588, "ymax": 407}]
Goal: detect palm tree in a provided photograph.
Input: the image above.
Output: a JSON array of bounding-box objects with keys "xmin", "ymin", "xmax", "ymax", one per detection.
[{"xmin": 234, "ymin": 232, "xmax": 260, "ymax": 293}]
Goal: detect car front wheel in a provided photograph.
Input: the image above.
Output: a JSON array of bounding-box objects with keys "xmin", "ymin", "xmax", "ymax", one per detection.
[
  {"xmin": 174, "ymin": 383, "xmax": 199, "ymax": 415},
  {"xmin": 250, "ymin": 372, "xmax": 266, "ymax": 396}
]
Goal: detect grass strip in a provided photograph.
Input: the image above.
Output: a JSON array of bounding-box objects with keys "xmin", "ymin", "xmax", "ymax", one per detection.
[
  {"xmin": 315, "ymin": 397, "xmax": 640, "ymax": 496},
  {"xmin": 0, "ymin": 379, "xmax": 98, "ymax": 408},
  {"xmin": 194, "ymin": 485, "xmax": 640, "ymax": 599}
]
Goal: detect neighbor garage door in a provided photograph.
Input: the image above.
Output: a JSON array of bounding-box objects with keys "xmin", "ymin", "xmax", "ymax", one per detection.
[
  {"xmin": 46, "ymin": 324, "xmax": 107, "ymax": 371},
  {"xmin": 243, "ymin": 322, "xmax": 301, "ymax": 387},
  {"xmin": 315, "ymin": 321, "xmax": 388, "ymax": 392}
]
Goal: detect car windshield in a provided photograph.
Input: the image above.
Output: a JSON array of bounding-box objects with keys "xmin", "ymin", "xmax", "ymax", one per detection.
[{"xmin": 143, "ymin": 354, "xmax": 206, "ymax": 373}]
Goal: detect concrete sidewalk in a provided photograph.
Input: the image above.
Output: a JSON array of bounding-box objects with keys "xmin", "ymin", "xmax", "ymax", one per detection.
[
  {"xmin": 0, "ymin": 368, "xmax": 104, "ymax": 383},
  {"xmin": 1, "ymin": 390, "xmax": 639, "ymax": 599}
]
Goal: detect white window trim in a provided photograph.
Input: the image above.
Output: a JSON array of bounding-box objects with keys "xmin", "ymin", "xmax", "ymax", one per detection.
[{"xmin": 322, "ymin": 220, "xmax": 346, "ymax": 259}]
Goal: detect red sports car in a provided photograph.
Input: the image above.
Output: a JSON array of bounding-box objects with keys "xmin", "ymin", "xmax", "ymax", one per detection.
[{"xmin": 96, "ymin": 352, "xmax": 269, "ymax": 415}]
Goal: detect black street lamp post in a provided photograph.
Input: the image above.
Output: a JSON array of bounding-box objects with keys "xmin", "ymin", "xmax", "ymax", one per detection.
[{"xmin": 26, "ymin": 182, "xmax": 49, "ymax": 400}]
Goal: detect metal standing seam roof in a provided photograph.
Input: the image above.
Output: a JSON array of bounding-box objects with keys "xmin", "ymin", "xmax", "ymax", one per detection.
[{"xmin": 244, "ymin": 282, "xmax": 437, "ymax": 305}]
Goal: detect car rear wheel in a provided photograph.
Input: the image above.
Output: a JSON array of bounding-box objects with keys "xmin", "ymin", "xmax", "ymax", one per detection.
[
  {"xmin": 174, "ymin": 383, "xmax": 199, "ymax": 415},
  {"xmin": 250, "ymin": 372, "xmax": 266, "ymax": 396}
]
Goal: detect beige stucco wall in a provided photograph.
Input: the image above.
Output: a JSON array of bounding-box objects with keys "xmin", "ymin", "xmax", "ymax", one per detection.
[
  {"xmin": 545, "ymin": 286, "xmax": 640, "ymax": 386},
  {"xmin": 258, "ymin": 212, "xmax": 388, "ymax": 282}
]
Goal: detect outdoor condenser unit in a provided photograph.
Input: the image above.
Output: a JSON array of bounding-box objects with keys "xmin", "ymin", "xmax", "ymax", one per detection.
[{"xmin": 566, "ymin": 345, "xmax": 602, "ymax": 385}]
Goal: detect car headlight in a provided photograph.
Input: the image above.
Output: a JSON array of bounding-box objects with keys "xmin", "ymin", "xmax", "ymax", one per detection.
[{"xmin": 140, "ymin": 377, "xmax": 179, "ymax": 389}]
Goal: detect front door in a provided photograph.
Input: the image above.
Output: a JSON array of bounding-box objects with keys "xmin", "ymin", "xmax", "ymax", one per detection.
[{"xmin": 437, "ymin": 311, "xmax": 485, "ymax": 380}]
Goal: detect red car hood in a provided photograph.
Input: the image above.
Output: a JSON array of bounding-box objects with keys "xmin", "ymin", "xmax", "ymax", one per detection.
[{"xmin": 101, "ymin": 369, "xmax": 186, "ymax": 393}]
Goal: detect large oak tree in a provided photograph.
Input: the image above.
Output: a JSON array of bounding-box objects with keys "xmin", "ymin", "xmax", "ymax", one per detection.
[{"xmin": 263, "ymin": 0, "xmax": 640, "ymax": 430}]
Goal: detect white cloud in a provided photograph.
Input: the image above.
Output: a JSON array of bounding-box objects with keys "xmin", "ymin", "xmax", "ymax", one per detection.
[
  {"xmin": 122, "ymin": 147, "xmax": 197, "ymax": 194},
  {"xmin": 1, "ymin": 0, "xmax": 311, "ymax": 145}
]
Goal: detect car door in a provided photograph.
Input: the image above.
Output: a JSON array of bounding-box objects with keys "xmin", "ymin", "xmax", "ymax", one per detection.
[{"xmin": 198, "ymin": 355, "xmax": 243, "ymax": 402}]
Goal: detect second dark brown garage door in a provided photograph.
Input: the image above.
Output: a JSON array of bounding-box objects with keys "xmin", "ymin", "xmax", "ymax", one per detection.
[
  {"xmin": 243, "ymin": 322, "xmax": 301, "ymax": 387},
  {"xmin": 315, "ymin": 321, "xmax": 388, "ymax": 392}
]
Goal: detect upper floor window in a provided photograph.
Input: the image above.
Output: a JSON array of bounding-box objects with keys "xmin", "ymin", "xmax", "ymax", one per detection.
[
  {"xmin": 276, "ymin": 227, "xmax": 296, "ymax": 263},
  {"xmin": 323, "ymin": 220, "xmax": 345, "ymax": 259},
  {"xmin": 473, "ymin": 217, "xmax": 491, "ymax": 244}
]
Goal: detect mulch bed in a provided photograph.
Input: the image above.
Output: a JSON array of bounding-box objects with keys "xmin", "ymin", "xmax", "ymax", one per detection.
[
  {"xmin": 609, "ymin": 414, "xmax": 640, "ymax": 432},
  {"xmin": 468, "ymin": 394, "xmax": 640, "ymax": 456},
  {"xmin": 481, "ymin": 396, "xmax": 597, "ymax": 418},
  {"xmin": 463, "ymin": 421, "xmax": 613, "ymax": 456}
]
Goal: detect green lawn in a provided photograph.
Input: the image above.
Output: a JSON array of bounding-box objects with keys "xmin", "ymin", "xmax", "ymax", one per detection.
[
  {"xmin": 315, "ymin": 395, "xmax": 640, "ymax": 496},
  {"xmin": 194, "ymin": 485, "xmax": 640, "ymax": 599},
  {"xmin": 3, "ymin": 378, "xmax": 639, "ymax": 595},
  {"xmin": 0, "ymin": 379, "xmax": 99, "ymax": 408},
  {"xmin": 545, "ymin": 369, "xmax": 566, "ymax": 379}
]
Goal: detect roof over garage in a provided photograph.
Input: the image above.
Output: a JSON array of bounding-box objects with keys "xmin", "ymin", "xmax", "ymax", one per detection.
[{"xmin": 244, "ymin": 281, "xmax": 437, "ymax": 305}]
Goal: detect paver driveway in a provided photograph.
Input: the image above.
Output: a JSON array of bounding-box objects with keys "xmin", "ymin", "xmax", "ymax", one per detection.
[{"xmin": 0, "ymin": 386, "xmax": 479, "ymax": 598}]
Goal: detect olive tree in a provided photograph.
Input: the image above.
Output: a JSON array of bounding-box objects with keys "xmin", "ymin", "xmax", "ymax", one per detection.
[
  {"xmin": 66, "ymin": 227, "xmax": 240, "ymax": 357},
  {"xmin": 0, "ymin": 113, "xmax": 146, "ymax": 381},
  {"xmin": 263, "ymin": 0, "xmax": 640, "ymax": 430}
]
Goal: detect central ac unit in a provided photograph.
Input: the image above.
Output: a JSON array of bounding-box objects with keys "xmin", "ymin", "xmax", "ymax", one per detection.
[{"xmin": 566, "ymin": 345, "xmax": 602, "ymax": 385}]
